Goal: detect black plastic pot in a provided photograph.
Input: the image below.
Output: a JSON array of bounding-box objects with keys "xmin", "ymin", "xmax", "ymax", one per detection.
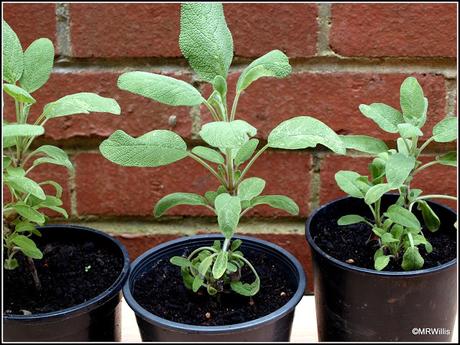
[
  {"xmin": 123, "ymin": 234, "xmax": 306, "ymax": 342},
  {"xmin": 306, "ymin": 195, "xmax": 457, "ymax": 342},
  {"xmin": 3, "ymin": 224, "xmax": 130, "ymax": 342}
]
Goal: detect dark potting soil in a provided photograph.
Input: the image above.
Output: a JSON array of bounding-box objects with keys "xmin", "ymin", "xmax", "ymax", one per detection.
[
  {"xmin": 312, "ymin": 215, "xmax": 457, "ymax": 271},
  {"xmin": 133, "ymin": 248, "xmax": 296, "ymax": 326},
  {"xmin": 3, "ymin": 237, "xmax": 123, "ymax": 315}
]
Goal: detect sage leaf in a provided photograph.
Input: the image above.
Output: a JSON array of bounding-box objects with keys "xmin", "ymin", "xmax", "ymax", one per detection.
[
  {"xmin": 385, "ymin": 153, "xmax": 416, "ymax": 188},
  {"xmin": 191, "ymin": 146, "xmax": 225, "ymax": 164},
  {"xmin": 2, "ymin": 124, "xmax": 44, "ymax": 138},
  {"xmin": 118, "ymin": 71, "xmax": 204, "ymax": 106},
  {"xmin": 237, "ymin": 177, "xmax": 266, "ymax": 201},
  {"xmin": 3, "ymin": 84, "xmax": 36, "ymax": 104},
  {"xmin": 268, "ymin": 116, "xmax": 345, "ymax": 154},
  {"xmin": 435, "ymin": 151, "xmax": 457, "ymax": 167},
  {"xmin": 417, "ymin": 200, "xmax": 440, "ymax": 232},
  {"xmin": 432, "ymin": 117, "xmax": 458, "ymax": 143},
  {"xmin": 170, "ymin": 256, "xmax": 191, "ymax": 268},
  {"xmin": 100, "ymin": 130, "xmax": 188, "ymax": 167},
  {"xmin": 250, "ymin": 195, "xmax": 299, "ymax": 215},
  {"xmin": 179, "ymin": 3, "xmax": 233, "ymax": 82},
  {"xmin": 3, "ymin": 20, "xmax": 23, "ymax": 83},
  {"xmin": 31, "ymin": 145, "xmax": 73, "ymax": 170},
  {"xmin": 365, "ymin": 183, "xmax": 393, "ymax": 205},
  {"xmin": 4, "ymin": 175, "xmax": 46, "ymax": 200},
  {"xmin": 397, "ymin": 123, "xmax": 423, "ymax": 138},
  {"xmin": 358, "ymin": 103, "xmax": 404, "ymax": 133},
  {"xmin": 230, "ymin": 278, "xmax": 260, "ymax": 297},
  {"xmin": 235, "ymin": 139, "xmax": 259, "ymax": 167},
  {"xmin": 374, "ymin": 248, "xmax": 391, "ymax": 271},
  {"xmin": 13, "ymin": 203, "xmax": 46, "ymax": 224},
  {"xmin": 338, "ymin": 215, "xmax": 366, "ymax": 226},
  {"xmin": 385, "ymin": 204, "xmax": 421, "ymax": 230},
  {"xmin": 12, "ymin": 235, "xmax": 43, "ymax": 259},
  {"xmin": 215, "ymin": 193, "xmax": 241, "ymax": 239},
  {"xmin": 231, "ymin": 239, "xmax": 242, "ymax": 251},
  {"xmin": 19, "ymin": 38, "xmax": 54, "ymax": 93},
  {"xmin": 192, "ymin": 275, "xmax": 204, "ymax": 292},
  {"xmin": 212, "ymin": 75, "xmax": 227, "ymax": 97},
  {"xmin": 212, "ymin": 251, "xmax": 228, "ymax": 279},
  {"xmin": 401, "ymin": 246, "xmax": 424, "ymax": 271},
  {"xmin": 340, "ymin": 135, "xmax": 388, "ymax": 154},
  {"xmin": 198, "ymin": 254, "xmax": 215, "ymax": 276},
  {"xmin": 397, "ymin": 138, "xmax": 411, "ymax": 156},
  {"xmin": 154, "ymin": 192, "xmax": 209, "ymax": 217},
  {"xmin": 400, "ymin": 77, "xmax": 425, "ymax": 124},
  {"xmin": 199, "ymin": 120, "xmax": 257, "ymax": 149},
  {"xmin": 335, "ymin": 171, "xmax": 367, "ymax": 198},
  {"xmin": 236, "ymin": 50, "xmax": 291, "ymax": 93},
  {"xmin": 43, "ymin": 92, "xmax": 121, "ymax": 118}
]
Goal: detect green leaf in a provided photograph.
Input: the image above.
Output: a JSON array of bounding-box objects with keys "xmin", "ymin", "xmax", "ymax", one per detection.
[
  {"xmin": 169, "ymin": 256, "xmax": 192, "ymax": 268},
  {"xmin": 192, "ymin": 275, "xmax": 204, "ymax": 292},
  {"xmin": 12, "ymin": 235, "xmax": 43, "ymax": 259},
  {"xmin": 359, "ymin": 103, "xmax": 404, "ymax": 133},
  {"xmin": 372, "ymin": 227, "xmax": 385, "ymax": 237},
  {"xmin": 191, "ymin": 146, "xmax": 225, "ymax": 164},
  {"xmin": 236, "ymin": 50, "xmax": 291, "ymax": 93},
  {"xmin": 365, "ymin": 183, "xmax": 393, "ymax": 205},
  {"xmin": 117, "ymin": 71, "xmax": 204, "ymax": 106},
  {"xmin": 412, "ymin": 234, "xmax": 433, "ymax": 253},
  {"xmin": 212, "ymin": 75, "xmax": 227, "ymax": 97},
  {"xmin": 397, "ymin": 138, "xmax": 411, "ymax": 156},
  {"xmin": 400, "ymin": 77, "xmax": 425, "ymax": 124},
  {"xmin": 230, "ymin": 278, "xmax": 260, "ymax": 297},
  {"xmin": 397, "ymin": 123, "xmax": 423, "ymax": 138},
  {"xmin": 199, "ymin": 120, "xmax": 257, "ymax": 149},
  {"xmin": 100, "ymin": 130, "xmax": 188, "ymax": 167},
  {"xmin": 268, "ymin": 116, "xmax": 345, "ymax": 154},
  {"xmin": 179, "ymin": 3, "xmax": 233, "ymax": 82},
  {"xmin": 369, "ymin": 157, "xmax": 386, "ymax": 182},
  {"xmin": 198, "ymin": 253, "xmax": 215, "ymax": 276},
  {"xmin": 417, "ymin": 200, "xmax": 440, "ymax": 232},
  {"xmin": 13, "ymin": 203, "xmax": 45, "ymax": 224},
  {"xmin": 385, "ymin": 204, "xmax": 421, "ymax": 230},
  {"xmin": 381, "ymin": 232, "xmax": 399, "ymax": 244},
  {"xmin": 237, "ymin": 177, "xmax": 266, "ymax": 201},
  {"xmin": 385, "ymin": 153, "xmax": 416, "ymax": 188},
  {"xmin": 338, "ymin": 215, "xmax": 366, "ymax": 226},
  {"xmin": 2, "ymin": 124, "xmax": 44, "ymax": 138},
  {"xmin": 31, "ymin": 145, "xmax": 73, "ymax": 170},
  {"xmin": 154, "ymin": 192, "xmax": 209, "ymax": 217},
  {"xmin": 214, "ymin": 193, "xmax": 242, "ymax": 239},
  {"xmin": 212, "ymin": 240, "xmax": 221, "ymax": 251},
  {"xmin": 19, "ymin": 38, "xmax": 54, "ymax": 93},
  {"xmin": 3, "ymin": 84, "xmax": 36, "ymax": 103},
  {"xmin": 231, "ymin": 239, "xmax": 242, "ymax": 251},
  {"xmin": 436, "ymin": 151, "xmax": 456, "ymax": 167},
  {"xmin": 401, "ymin": 246, "xmax": 424, "ymax": 271},
  {"xmin": 335, "ymin": 171, "xmax": 367, "ymax": 198},
  {"xmin": 432, "ymin": 117, "xmax": 458, "ymax": 143},
  {"xmin": 227, "ymin": 261, "xmax": 238, "ymax": 273},
  {"xmin": 43, "ymin": 92, "xmax": 121, "ymax": 118},
  {"xmin": 15, "ymin": 221, "xmax": 41, "ymax": 236},
  {"xmin": 250, "ymin": 195, "xmax": 299, "ymax": 215},
  {"xmin": 4, "ymin": 258, "xmax": 19, "ymax": 270},
  {"xmin": 235, "ymin": 139, "xmax": 259, "ymax": 167},
  {"xmin": 41, "ymin": 205, "xmax": 68, "ymax": 218},
  {"xmin": 340, "ymin": 135, "xmax": 388, "ymax": 154},
  {"xmin": 3, "ymin": 20, "xmax": 23, "ymax": 83},
  {"xmin": 5, "ymin": 175, "xmax": 46, "ymax": 200},
  {"xmin": 374, "ymin": 248, "xmax": 390, "ymax": 271},
  {"xmin": 212, "ymin": 251, "xmax": 228, "ymax": 279},
  {"xmin": 39, "ymin": 180, "xmax": 63, "ymax": 198}
]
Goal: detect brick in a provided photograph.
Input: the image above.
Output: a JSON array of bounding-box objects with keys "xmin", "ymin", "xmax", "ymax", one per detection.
[
  {"xmin": 3, "ymin": 71, "xmax": 193, "ymax": 140},
  {"xmin": 69, "ymin": 3, "xmax": 317, "ymax": 58},
  {"xmin": 319, "ymin": 154, "xmax": 457, "ymax": 210},
  {"xmin": 225, "ymin": 4, "xmax": 318, "ymax": 58},
  {"xmin": 2, "ymin": 3, "xmax": 57, "ymax": 52},
  {"xmin": 201, "ymin": 73, "xmax": 446, "ymax": 141},
  {"xmin": 116, "ymin": 233, "xmax": 313, "ymax": 293},
  {"xmin": 75, "ymin": 150, "xmax": 310, "ymax": 217},
  {"xmin": 330, "ymin": 4, "xmax": 457, "ymax": 57}
]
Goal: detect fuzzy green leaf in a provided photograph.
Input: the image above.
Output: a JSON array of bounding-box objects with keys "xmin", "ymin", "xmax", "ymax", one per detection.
[
  {"xmin": 340, "ymin": 135, "xmax": 388, "ymax": 154},
  {"xmin": 236, "ymin": 50, "xmax": 291, "ymax": 92},
  {"xmin": 385, "ymin": 153, "xmax": 416, "ymax": 188},
  {"xmin": 170, "ymin": 256, "xmax": 191, "ymax": 268},
  {"xmin": 432, "ymin": 117, "xmax": 458, "ymax": 143},
  {"xmin": 401, "ymin": 246, "xmax": 424, "ymax": 271},
  {"xmin": 154, "ymin": 192, "xmax": 208, "ymax": 217},
  {"xmin": 374, "ymin": 248, "xmax": 390, "ymax": 271},
  {"xmin": 19, "ymin": 38, "xmax": 54, "ymax": 93},
  {"xmin": 365, "ymin": 183, "xmax": 393, "ymax": 205},
  {"xmin": 385, "ymin": 204, "xmax": 421, "ymax": 230},
  {"xmin": 43, "ymin": 92, "xmax": 121, "ymax": 118},
  {"xmin": 397, "ymin": 138, "xmax": 411, "ymax": 156},
  {"xmin": 191, "ymin": 146, "xmax": 225, "ymax": 164},
  {"xmin": 5, "ymin": 175, "xmax": 46, "ymax": 200},
  {"xmin": 31, "ymin": 145, "xmax": 73, "ymax": 170},
  {"xmin": 250, "ymin": 195, "xmax": 299, "ymax": 215},
  {"xmin": 179, "ymin": 3, "xmax": 233, "ymax": 82},
  {"xmin": 436, "ymin": 151, "xmax": 457, "ymax": 167},
  {"xmin": 335, "ymin": 171, "xmax": 367, "ymax": 198},
  {"xmin": 400, "ymin": 77, "xmax": 425, "ymax": 124},
  {"xmin": 2, "ymin": 124, "xmax": 44, "ymax": 138},
  {"xmin": 215, "ymin": 193, "xmax": 241, "ymax": 239},
  {"xmin": 359, "ymin": 103, "xmax": 404, "ymax": 133},
  {"xmin": 235, "ymin": 139, "xmax": 259, "ymax": 167},
  {"xmin": 231, "ymin": 239, "xmax": 242, "ymax": 251},
  {"xmin": 199, "ymin": 120, "xmax": 257, "ymax": 149},
  {"xmin": 13, "ymin": 203, "xmax": 45, "ymax": 224},
  {"xmin": 192, "ymin": 275, "xmax": 204, "ymax": 292},
  {"xmin": 268, "ymin": 116, "xmax": 345, "ymax": 154},
  {"xmin": 3, "ymin": 20, "xmax": 23, "ymax": 83},
  {"xmin": 3, "ymin": 84, "xmax": 36, "ymax": 103},
  {"xmin": 338, "ymin": 215, "xmax": 366, "ymax": 226},
  {"xmin": 118, "ymin": 71, "xmax": 204, "ymax": 106},
  {"xmin": 212, "ymin": 251, "xmax": 228, "ymax": 279},
  {"xmin": 12, "ymin": 235, "xmax": 43, "ymax": 259},
  {"xmin": 198, "ymin": 254, "xmax": 215, "ymax": 276},
  {"xmin": 39, "ymin": 180, "xmax": 63, "ymax": 198},
  {"xmin": 417, "ymin": 200, "xmax": 441, "ymax": 232},
  {"xmin": 397, "ymin": 123, "xmax": 423, "ymax": 138},
  {"xmin": 230, "ymin": 278, "xmax": 260, "ymax": 297},
  {"xmin": 237, "ymin": 177, "xmax": 266, "ymax": 201},
  {"xmin": 100, "ymin": 130, "xmax": 188, "ymax": 167}
]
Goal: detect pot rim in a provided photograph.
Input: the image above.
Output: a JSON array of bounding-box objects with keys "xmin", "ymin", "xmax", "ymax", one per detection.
[
  {"xmin": 123, "ymin": 234, "xmax": 306, "ymax": 334},
  {"xmin": 305, "ymin": 194, "xmax": 457, "ymax": 277},
  {"xmin": 4, "ymin": 224, "xmax": 130, "ymax": 321}
]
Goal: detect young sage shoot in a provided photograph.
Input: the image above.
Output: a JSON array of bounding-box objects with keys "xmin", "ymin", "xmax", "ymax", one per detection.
[{"xmin": 336, "ymin": 76, "xmax": 457, "ymax": 271}]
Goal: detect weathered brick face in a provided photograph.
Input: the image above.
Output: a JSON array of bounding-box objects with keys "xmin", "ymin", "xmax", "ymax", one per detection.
[{"xmin": 2, "ymin": 3, "xmax": 457, "ymax": 284}]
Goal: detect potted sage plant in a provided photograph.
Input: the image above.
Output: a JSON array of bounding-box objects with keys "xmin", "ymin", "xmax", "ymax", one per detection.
[
  {"xmin": 306, "ymin": 76, "xmax": 457, "ymax": 341},
  {"xmin": 2, "ymin": 20, "xmax": 130, "ymax": 341},
  {"xmin": 99, "ymin": 3, "xmax": 345, "ymax": 342}
]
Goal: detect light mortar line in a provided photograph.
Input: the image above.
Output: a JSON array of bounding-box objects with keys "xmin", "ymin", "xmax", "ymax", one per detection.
[
  {"xmin": 445, "ymin": 78, "xmax": 458, "ymax": 117},
  {"xmin": 68, "ymin": 153, "xmax": 79, "ymax": 218},
  {"xmin": 56, "ymin": 3, "xmax": 71, "ymax": 57},
  {"xmin": 316, "ymin": 3, "xmax": 335, "ymax": 56},
  {"xmin": 308, "ymin": 153, "xmax": 323, "ymax": 212}
]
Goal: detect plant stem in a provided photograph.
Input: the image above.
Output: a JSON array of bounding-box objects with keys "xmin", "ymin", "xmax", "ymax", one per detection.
[
  {"xmin": 412, "ymin": 161, "xmax": 439, "ymax": 175},
  {"xmin": 26, "ymin": 257, "xmax": 42, "ymax": 291},
  {"xmin": 416, "ymin": 194, "xmax": 457, "ymax": 201},
  {"xmin": 230, "ymin": 92, "xmax": 240, "ymax": 121},
  {"xmin": 188, "ymin": 152, "xmax": 227, "ymax": 187},
  {"xmin": 203, "ymin": 100, "xmax": 220, "ymax": 122},
  {"xmin": 418, "ymin": 137, "xmax": 434, "ymax": 155},
  {"xmin": 236, "ymin": 144, "xmax": 269, "ymax": 187},
  {"xmin": 226, "ymin": 149, "xmax": 235, "ymax": 194}
]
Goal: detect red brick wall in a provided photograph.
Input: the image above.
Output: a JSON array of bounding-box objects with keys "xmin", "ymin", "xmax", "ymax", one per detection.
[{"xmin": 3, "ymin": 3, "xmax": 457, "ymax": 292}]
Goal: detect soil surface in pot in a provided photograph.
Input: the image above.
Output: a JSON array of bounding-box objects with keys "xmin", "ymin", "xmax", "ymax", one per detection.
[
  {"xmin": 312, "ymin": 208, "xmax": 457, "ymax": 271},
  {"xmin": 4, "ymin": 236, "xmax": 123, "ymax": 315},
  {"xmin": 133, "ymin": 248, "xmax": 296, "ymax": 326}
]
